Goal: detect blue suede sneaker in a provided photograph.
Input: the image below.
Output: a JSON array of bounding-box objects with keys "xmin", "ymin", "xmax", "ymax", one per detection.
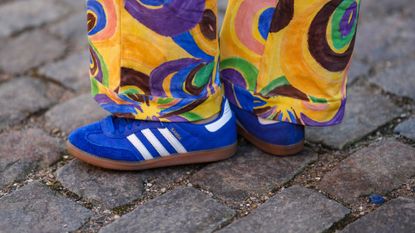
[
  {"xmin": 67, "ymin": 100, "xmax": 237, "ymax": 170},
  {"xmin": 230, "ymin": 104, "xmax": 304, "ymax": 156}
]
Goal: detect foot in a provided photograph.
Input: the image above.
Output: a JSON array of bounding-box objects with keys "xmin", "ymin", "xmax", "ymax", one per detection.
[
  {"xmin": 230, "ymin": 104, "xmax": 304, "ymax": 156},
  {"xmin": 67, "ymin": 100, "xmax": 237, "ymax": 170}
]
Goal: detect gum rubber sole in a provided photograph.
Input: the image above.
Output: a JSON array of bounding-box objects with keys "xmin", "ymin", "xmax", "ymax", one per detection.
[
  {"xmin": 67, "ymin": 141, "xmax": 237, "ymax": 171},
  {"xmin": 238, "ymin": 126, "xmax": 304, "ymax": 156}
]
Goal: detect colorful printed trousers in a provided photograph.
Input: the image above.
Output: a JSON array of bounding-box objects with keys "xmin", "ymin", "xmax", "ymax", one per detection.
[{"xmin": 87, "ymin": 0, "xmax": 360, "ymax": 126}]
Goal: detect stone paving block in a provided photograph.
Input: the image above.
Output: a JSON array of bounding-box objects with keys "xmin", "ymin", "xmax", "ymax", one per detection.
[
  {"xmin": 354, "ymin": 13, "xmax": 415, "ymax": 64},
  {"xmin": 0, "ymin": 0, "xmax": 69, "ymax": 38},
  {"xmin": 0, "ymin": 30, "xmax": 66, "ymax": 74},
  {"xmin": 0, "ymin": 78, "xmax": 53, "ymax": 130},
  {"xmin": 360, "ymin": 0, "xmax": 415, "ymax": 21},
  {"xmin": 218, "ymin": 0, "xmax": 228, "ymax": 27},
  {"xmin": 56, "ymin": 160, "xmax": 194, "ymax": 209},
  {"xmin": 56, "ymin": 160, "xmax": 144, "ymax": 209},
  {"xmin": 0, "ymin": 181, "xmax": 92, "ymax": 233},
  {"xmin": 100, "ymin": 187, "xmax": 235, "ymax": 233},
  {"xmin": 319, "ymin": 138, "xmax": 415, "ymax": 204},
  {"xmin": 39, "ymin": 51, "xmax": 89, "ymax": 91},
  {"xmin": 191, "ymin": 145, "xmax": 317, "ymax": 203},
  {"xmin": 219, "ymin": 186, "xmax": 349, "ymax": 233},
  {"xmin": 306, "ymin": 81, "xmax": 403, "ymax": 149},
  {"xmin": 0, "ymin": 128, "xmax": 63, "ymax": 189},
  {"xmin": 218, "ymin": 0, "xmax": 228, "ymax": 12},
  {"xmin": 45, "ymin": 94, "xmax": 108, "ymax": 135},
  {"xmin": 61, "ymin": 0, "xmax": 86, "ymax": 12},
  {"xmin": 0, "ymin": 73, "xmax": 10, "ymax": 83},
  {"xmin": 340, "ymin": 197, "xmax": 415, "ymax": 233},
  {"xmin": 348, "ymin": 59, "xmax": 370, "ymax": 84},
  {"xmin": 369, "ymin": 60, "xmax": 415, "ymax": 100},
  {"xmin": 48, "ymin": 11, "xmax": 86, "ymax": 40},
  {"xmin": 48, "ymin": 11, "xmax": 88, "ymax": 50},
  {"xmin": 395, "ymin": 117, "xmax": 415, "ymax": 140}
]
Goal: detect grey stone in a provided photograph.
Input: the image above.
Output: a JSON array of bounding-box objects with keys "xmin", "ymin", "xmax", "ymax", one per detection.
[
  {"xmin": 56, "ymin": 159, "xmax": 195, "ymax": 209},
  {"xmin": 0, "ymin": 0, "xmax": 69, "ymax": 38},
  {"xmin": 319, "ymin": 138, "xmax": 415, "ymax": 204},
  {"xmin": 48, "ymin": 11, "xmax": 88, "ymax": 50},
  {"xmin": 0, "ymin": 30, "xmax": 66, "ymax": 74},
  {"xmin": 0, "ymin": 78, "xmax": 53, "ymax": 130},
  {"xmin": 340, "ymin": 197, "xmax": 415, "ymax": 233},
  {"xmin": 218, "ymin": 0, "xmax": 229, "ymax": 28},
  {"xmin": 369, "ymin": 60, "xmax": 415, "ymax": 100},
  {"xmin": 306, "ymin": 81, "xmax": 403, "ymax": 149},
  {"xmin": 395, "ymin": 117, "xmax": 415, "ymax": 140},
  {"xmin": 61, "ymin": 0, "xmax": 86, "ymax": 12},
  {"xmin": 218, "ymin": 0, "xmax": 228, "ymax": 12},
  {"xmin": 100, "ymin": 187, "xmax": 235, "ymax": 233},
  {"xmin": 219, "ymin": 186, "xmax": 349, "ymax": 233},
  {"xmin": 0, "ymin": 181, "xmax": 92, "ymax": 233},
  {"xmin": 45, "ymin": 94, "xmax": 107, "ymax": 135},
  {"xmin": 0, "ymin": 128, "xmax": 63, "ymax": 189},
  {"xmin": 348, "ymin": 59, "xmax": 370, "ymax": 84},
  {"xmin": 354, "ymin": 14, "xmax": 415, "ymax": 64},
  {"xmin": 39, "ymin": 51, "xmax": 90, "ymax": 91},
  {"xmin": 0, "ymin": 73, "xmax": 10, "ymax": 83},
  {"xmin": 56, "ymin": 160, "xmax": 145, "ymax": 209},
  {"xmin": 360, "ymin": 0, "xmax": 415, "ymax": 22},
  {"xmin": 191, "ymin": 145, "xmax": 317, "ymax": 203}
]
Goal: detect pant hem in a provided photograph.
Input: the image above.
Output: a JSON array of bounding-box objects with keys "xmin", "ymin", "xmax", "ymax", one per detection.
[
  {"xmin": 93, "ymin": 82, "xmax": 224, "ymax": 122},
  {"xmin": 223, "ymin": 80, "xmax": 346, "ymax": 127}
]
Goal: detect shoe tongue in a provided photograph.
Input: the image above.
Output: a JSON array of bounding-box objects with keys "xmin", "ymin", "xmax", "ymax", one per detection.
[
  {"xmin": 100, "ymin": 116, "xmax": 116, "ymax": 134},
  {"xmin": 101, "ymin": 116, "xmax": 141, "ymax": 135}
]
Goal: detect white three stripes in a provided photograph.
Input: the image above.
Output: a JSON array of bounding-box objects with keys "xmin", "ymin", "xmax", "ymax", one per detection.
[
  {"xmin": 141, "ymin": 129, "xmax": 170, "ymax": 157},
  {"xmin": 127, "ymin": 128, "xmax": 187, "ymax": 160},
  {"xmin": 126, "ymin": 101, "xmax": 231, "ymax": 160},
  {"xmin": 205, "ymin": 100, "xmax": 232, "ymax": 132},
  {"xmin": 126, "ymin": 134, "xmax": 153, "ymax": 160},
  {"xmin": 158, "ymin": 128, "xmax": 187, "ymax": 153}
]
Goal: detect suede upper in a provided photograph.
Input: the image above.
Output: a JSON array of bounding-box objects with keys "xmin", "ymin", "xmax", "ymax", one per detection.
[
  {"xmin": 69, "ymin": 100, "xmax": 237, "ymax": 162},
  {"xmin": 231, "ymin": 104, "xmax": 305, "ymax": 146}
]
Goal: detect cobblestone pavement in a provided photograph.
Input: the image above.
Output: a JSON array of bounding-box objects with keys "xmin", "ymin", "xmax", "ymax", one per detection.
[{"xmin": 0, "ymin": 0, "xmax": 414, "ymax": 232}]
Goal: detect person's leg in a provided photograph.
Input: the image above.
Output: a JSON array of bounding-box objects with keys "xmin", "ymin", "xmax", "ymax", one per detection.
[
  {"xmin": 88, "ymin": 0, "xmax": 222, "ymax": 121},
  {"xmin": 220, "ymin": 0, "xmax": 360, "ymax": 154},
  {"xmin": 68, "ymin": 0, "xmax": 237, "ymax": 170}
]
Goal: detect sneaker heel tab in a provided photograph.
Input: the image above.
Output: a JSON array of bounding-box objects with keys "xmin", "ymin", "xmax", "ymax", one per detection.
[{"xmin": 205, "ymin": 100, "xmax": 234, "ymax": 133}]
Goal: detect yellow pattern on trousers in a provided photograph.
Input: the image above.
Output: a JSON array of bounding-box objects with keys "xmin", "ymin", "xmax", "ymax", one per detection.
[{"xmin": 87, "ymin": 0, "xmax": 360, "ymax": 126}]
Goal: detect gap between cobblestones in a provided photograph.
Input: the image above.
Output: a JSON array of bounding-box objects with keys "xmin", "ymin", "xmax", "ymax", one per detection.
[
  {"xmin": 0, "ymin": 0, "xmax": 74, "ymax": 41},
  {"xmin": 0, "ymin": 128, "xmax": 412, "ymax": 231},
  {"xmin": 346, "ymin": 62, "xmax": 374, "ymax": 87},
  {"xmin": 2, "ymin": 105, "xmax": 413, "ymax": 232},
  {"xmin": 76, "ymin": 166, "xmax": 204, "ymax": 232},
  {"xmin": 265, "ymin": 98, "xmax": 414, "ymax": 232},
  {"xmin": 322, "ymin": 176, "xmax": 415, "ymax": 233},
  {"xmin": 31, "ymin": 68, "xmax": 78, "ymax": 95},
  {"xmin": 1, "ymin": 2, "xmax": 414, "ymax": 231},
  {"xmin": 0, "ymin": 75, "xmax": 413, "ymax": 232},
  {"xmin": 274, "ymin": 152, "xmax": 357, "ymax": 233},
  {"xmin": 0, "ymin": 2, "xmax": 83, "ymax": 93}
]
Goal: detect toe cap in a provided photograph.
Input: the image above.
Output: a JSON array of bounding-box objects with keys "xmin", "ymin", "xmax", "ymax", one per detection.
[{"xmin": 68, "ymin": 122, "xmax": 140, "ymax": 162}]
